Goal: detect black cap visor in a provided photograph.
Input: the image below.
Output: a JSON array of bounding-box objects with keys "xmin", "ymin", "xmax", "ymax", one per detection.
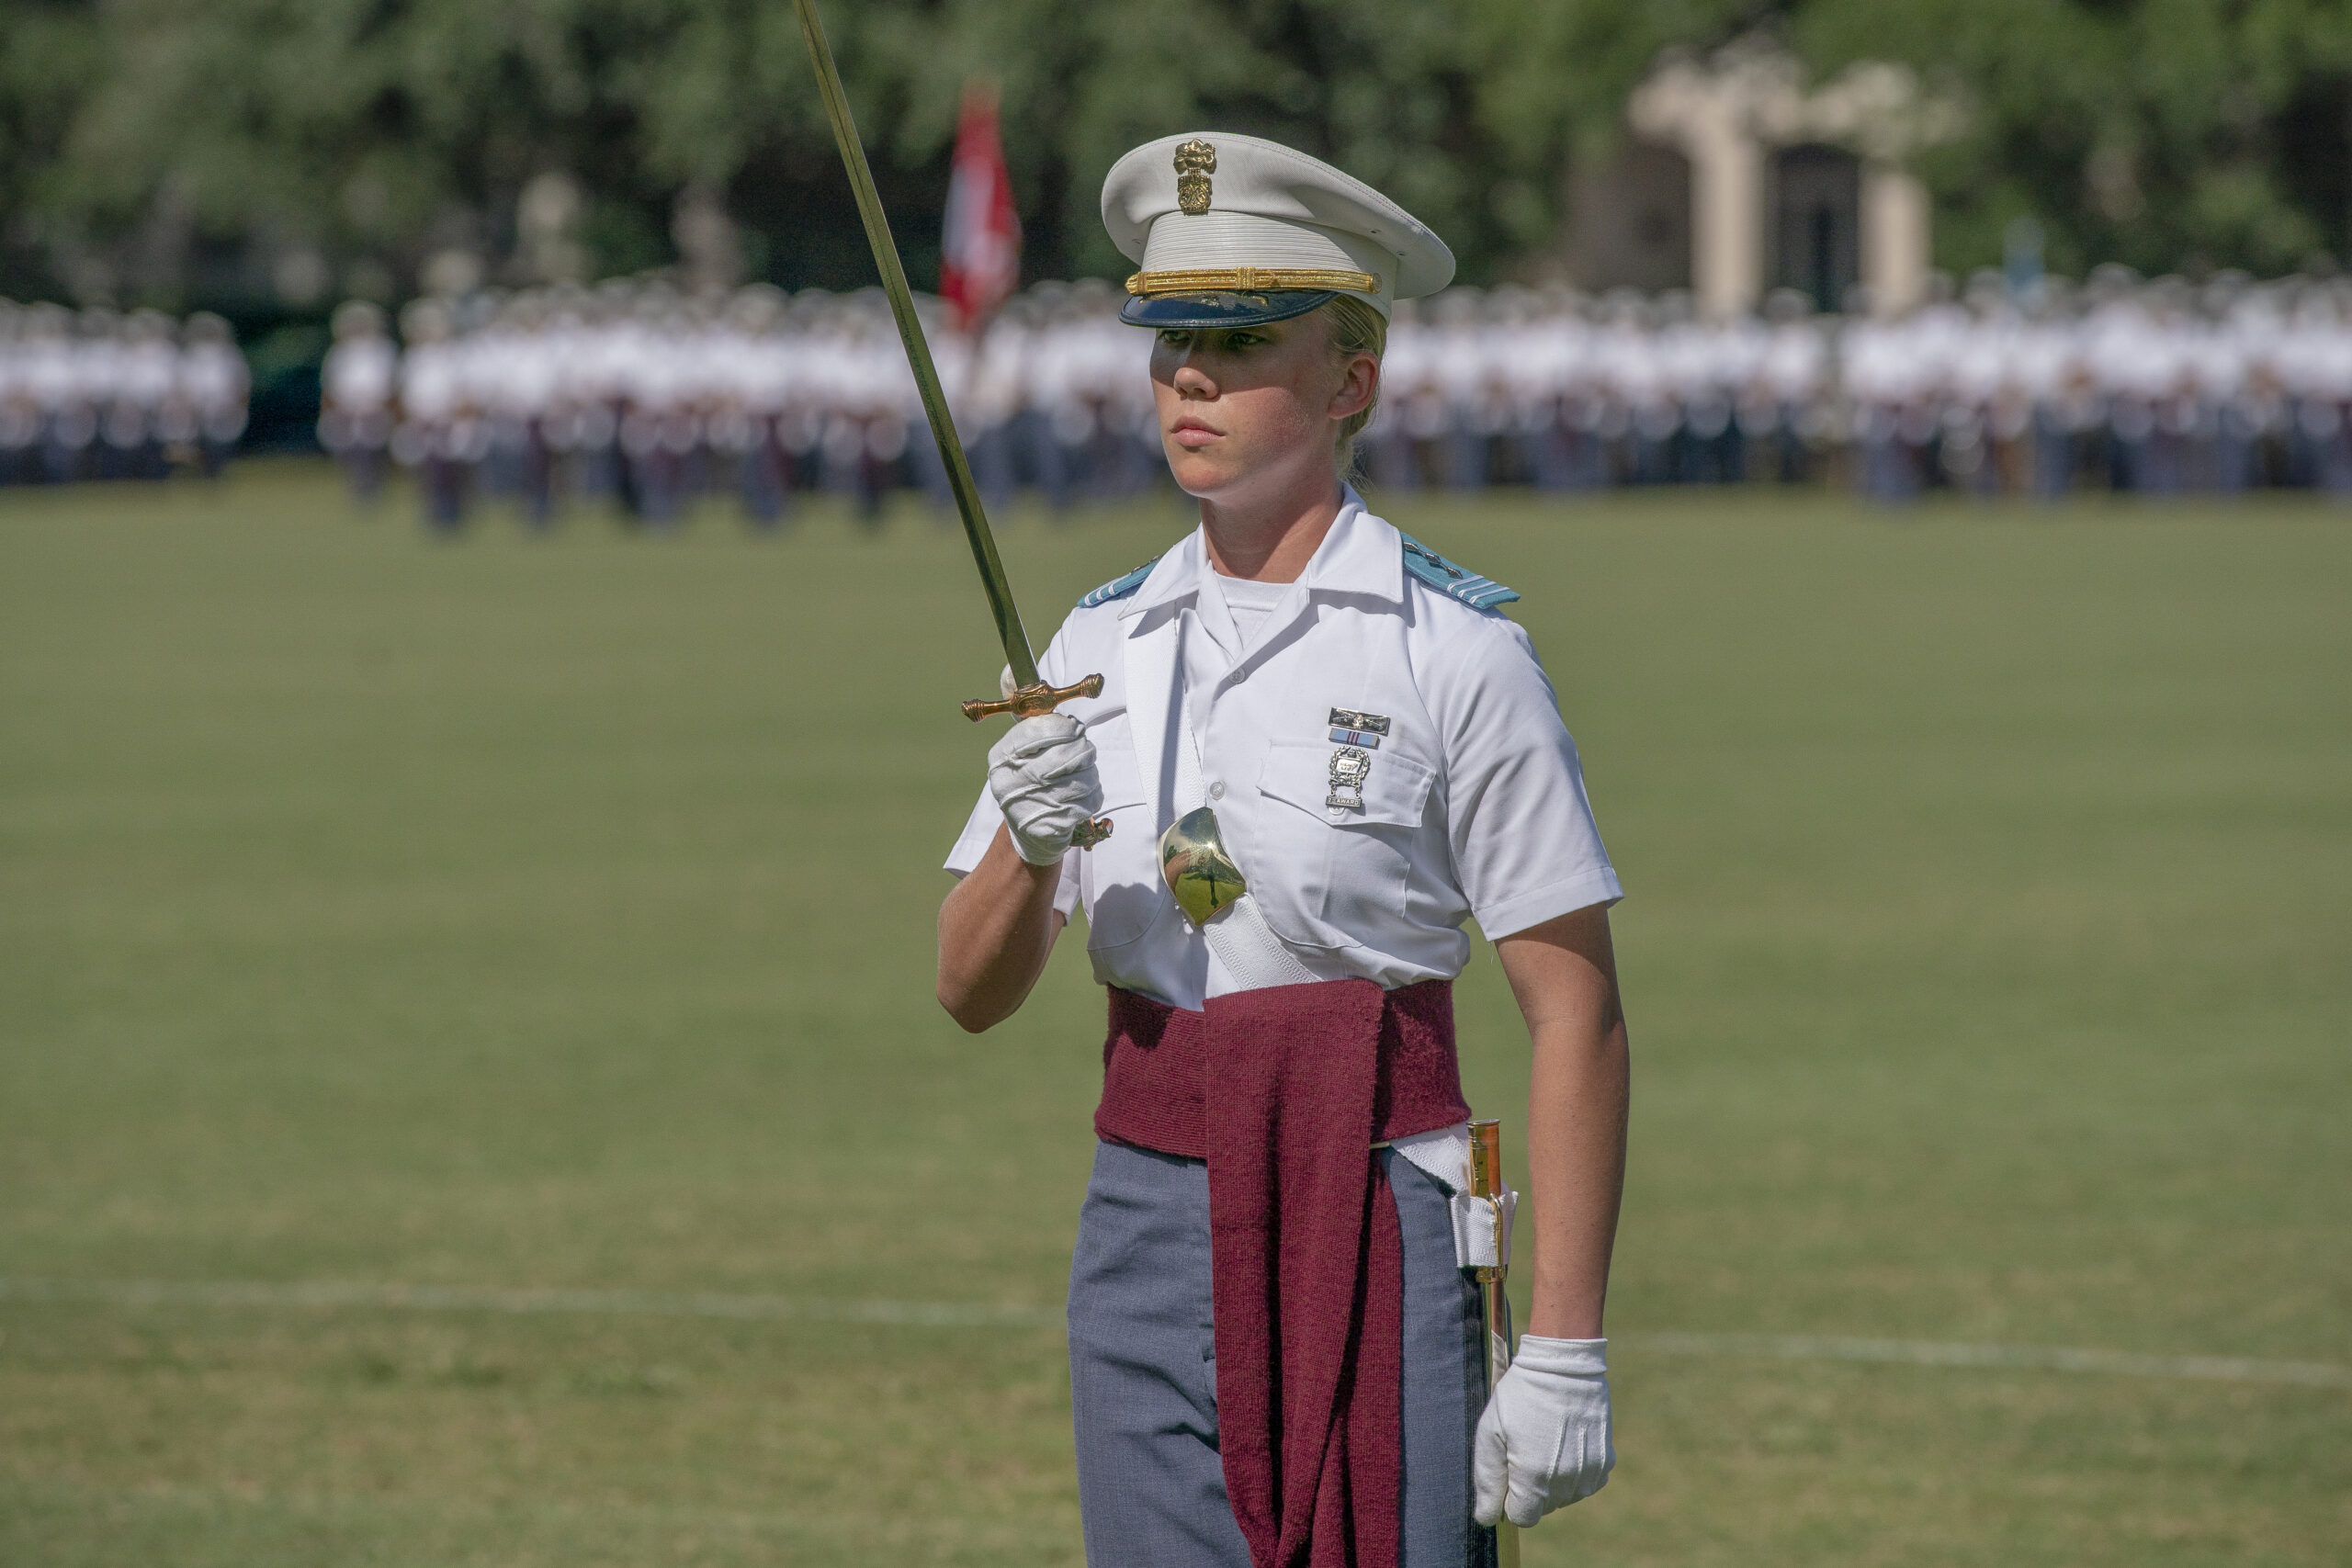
[{"xmin": 1118, "ymin": 289, "xmax": 1339, "ymax": 330}]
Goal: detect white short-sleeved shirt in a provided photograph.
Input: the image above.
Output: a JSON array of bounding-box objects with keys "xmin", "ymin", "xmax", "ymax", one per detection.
[{"xmin": 945, "ymin": 491, "xmax": 1621, "ymax": 1011}]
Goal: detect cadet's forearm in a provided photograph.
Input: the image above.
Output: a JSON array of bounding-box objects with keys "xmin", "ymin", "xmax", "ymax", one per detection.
[
  {"xmin": 1523, "ymin": 1006, "xmax": 1627, "ymax": 1337},
  {"xmin": 937, "ymin": 825, "xmax": 1067, "ymax": 1032},
  {"xmin": 1496, "ymin": 907, "xmax": 1629, "ymax": 1341}
]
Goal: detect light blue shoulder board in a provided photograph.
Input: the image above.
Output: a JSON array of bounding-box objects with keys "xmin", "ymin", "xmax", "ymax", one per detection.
[
  {"xmin": 1399, "ymin": 534, "xmax": 1520, "ymax": 611},
  {"xmin": 1078, "ymin": 555, "xmax": 1163, "ymax": 609}
]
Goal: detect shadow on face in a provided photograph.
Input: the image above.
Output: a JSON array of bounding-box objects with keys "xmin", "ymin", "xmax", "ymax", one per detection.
[{"xmin": 1148, "ymin": 313, "xmax": 1375, "ymax": 507}]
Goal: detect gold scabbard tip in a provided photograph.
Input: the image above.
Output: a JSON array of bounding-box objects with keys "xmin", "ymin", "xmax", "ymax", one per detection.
[{"xmin": 1467, "ymin": 1118, "xmax": 1503, "ymax": 1200}]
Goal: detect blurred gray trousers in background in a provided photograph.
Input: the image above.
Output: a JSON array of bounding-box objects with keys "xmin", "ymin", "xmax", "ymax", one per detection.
[{"xmin": 1067, "ymin": 1140, "xmax": 1493, "ymax": 1568}]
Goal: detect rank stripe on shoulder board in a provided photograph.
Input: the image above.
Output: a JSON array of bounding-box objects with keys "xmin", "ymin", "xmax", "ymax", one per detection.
[
  {"xmin": 1398, "ymin": 534, "xmax": 1519, "ymax": 611},
  {"xmin": 1079, "ymin": 555, "xmax": 1164, "ymax": 609}
]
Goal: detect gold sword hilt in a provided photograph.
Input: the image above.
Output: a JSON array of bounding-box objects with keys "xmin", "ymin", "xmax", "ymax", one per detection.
[
  {"xmin": 959, "ymin": 673, "xmax": 1104, "ymax": 721},
  {"xmin": 961, "ymin": 674, "xmax": 1114, "ymax": 849}
]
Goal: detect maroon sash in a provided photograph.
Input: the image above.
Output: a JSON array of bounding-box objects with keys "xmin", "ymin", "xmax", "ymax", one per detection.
[{"xmin": 1096, "ymin": 977, "xmax": 1470, "ymax": 1568}]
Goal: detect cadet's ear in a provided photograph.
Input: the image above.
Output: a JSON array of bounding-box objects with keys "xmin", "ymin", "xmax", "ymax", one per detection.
[{"xmin": 1329, "ymin": 348, "xmax": 1378, "ymax": 422}]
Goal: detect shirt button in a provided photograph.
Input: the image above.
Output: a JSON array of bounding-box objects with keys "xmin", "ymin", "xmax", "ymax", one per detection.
[{"xmin": 1208, "ymin": 781, "xmax": 1226, "ymax": 800}]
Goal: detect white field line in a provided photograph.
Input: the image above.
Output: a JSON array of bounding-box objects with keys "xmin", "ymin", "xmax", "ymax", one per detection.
[
  {"xmin": 0, "ymin": 1275, "xmax": 1060, "ymax": 1330},
  {"xmin": 3, "ymin": 1276, "xmax": 2346, "ymax": 1390},
  {"xmin": 1624, "ymin": 1330, "xmax": 2352, "ymax": 1390}
]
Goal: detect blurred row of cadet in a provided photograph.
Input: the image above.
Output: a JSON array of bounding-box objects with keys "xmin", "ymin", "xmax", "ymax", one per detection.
[
  {"xmin": 323, "ymin": 279, "xmax": 1157, "ymax": 530},
  {"xmin": 12, "ymin": 269, "xmax": 2352, "ymax": 513},
  {"xmin": 0, "ymin": 262, "xmax": 2314, "ymax": 522},
  {"xmin": 0, "ymin": 302, "xmax": 250, "ymax": 483},
  {"xmin": 303, "ymin": 263, "xmax": 2352, "ymax": 525}
]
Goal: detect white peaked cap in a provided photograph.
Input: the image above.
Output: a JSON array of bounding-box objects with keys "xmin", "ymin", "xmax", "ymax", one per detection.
[{"xmin": 1101, "ymin": 132, "xmax": 1455, "ymax": 326}]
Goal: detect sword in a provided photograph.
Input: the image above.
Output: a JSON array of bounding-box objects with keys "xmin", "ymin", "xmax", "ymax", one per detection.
[
  {"xmin": 1468, "ymin": 1118, "xmax": 1521, "ymax": 1568},
  {"xmin": 788, "ymin": 0, "xmax": 1110, "ymax": 846}
]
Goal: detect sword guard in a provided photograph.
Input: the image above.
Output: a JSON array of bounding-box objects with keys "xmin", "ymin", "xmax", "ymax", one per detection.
[
  {"xmin": 960, "ymin": 673, "xmax": 1105, "ymax": 722},
  {"xmin": 962, "ymin": 674, "xmax": 1114, "ymax": 852}
]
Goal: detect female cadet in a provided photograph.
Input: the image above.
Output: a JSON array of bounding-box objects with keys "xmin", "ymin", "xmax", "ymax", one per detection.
[{"xmin": 939, "ymin": 133, "xmax": 1627, "ymax": 1568}]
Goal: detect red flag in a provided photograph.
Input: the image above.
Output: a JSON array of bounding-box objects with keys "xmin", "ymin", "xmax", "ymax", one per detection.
[{"xmin": 940, "ymin": 80, "xmax": 1022, "ymax": 330}]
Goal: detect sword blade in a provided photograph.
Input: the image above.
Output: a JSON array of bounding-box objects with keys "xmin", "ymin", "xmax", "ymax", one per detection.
[{"xmin": 787, "ymin": 0, "xmax": 1039, "ymax": 689}]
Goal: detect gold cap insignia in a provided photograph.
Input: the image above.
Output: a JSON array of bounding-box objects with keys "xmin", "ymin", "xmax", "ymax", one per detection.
[{"xmin": 1174, "ymin": 140, "xmax": 1216, "ymax": 216}]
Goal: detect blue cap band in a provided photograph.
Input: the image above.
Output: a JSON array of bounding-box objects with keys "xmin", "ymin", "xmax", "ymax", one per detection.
[{"xmin": 1118, "ymin": 290, "xmax": 1338, "ymax": 330}]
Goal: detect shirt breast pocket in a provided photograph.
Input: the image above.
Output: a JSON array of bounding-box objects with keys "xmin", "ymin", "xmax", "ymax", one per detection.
[
  {"xmin": 1251, "ymin": 738, "xmax": 1436, "ymax": 950},
  {"xmin": 1079, "ymin": 723, "xmax": 1170, "ymax": 953}
]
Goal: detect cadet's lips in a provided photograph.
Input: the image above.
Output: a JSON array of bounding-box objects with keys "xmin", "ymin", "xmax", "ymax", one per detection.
[{"xmin": 1170, "ymin": 415, "xmax": 1222, "ymax": 448}]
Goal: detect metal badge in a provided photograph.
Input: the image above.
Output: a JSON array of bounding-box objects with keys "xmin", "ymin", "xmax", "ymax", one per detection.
[
  {"xmin": 1328, "ymin": 706, "xmax": 1388, "ymax": 750},
  {"xmin": 1327, "ymin": 746, "xmax": 1373, "ymax": 811},
  {"xmin": 1174, "ymin": 140, "xmax": 1216, "ymax": 216},
  {"xmin": 1159, "ymin": 806, "xmax": 1247, "ymax": 925}
]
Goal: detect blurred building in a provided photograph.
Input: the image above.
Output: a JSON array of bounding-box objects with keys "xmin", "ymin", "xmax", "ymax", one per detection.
[{"xmin": 1569, "ymin": 38, "xmax": 1963, "ymax": 321}]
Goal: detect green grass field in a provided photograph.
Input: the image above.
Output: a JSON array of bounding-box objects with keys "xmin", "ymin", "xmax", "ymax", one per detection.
[{"xmin": 2, "ymin": 465, "xmax": 2347, "ymax": 1567}]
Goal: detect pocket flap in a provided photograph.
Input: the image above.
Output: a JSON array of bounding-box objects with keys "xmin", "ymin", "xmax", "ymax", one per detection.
[{"xmin": 1257, "ymin": 737, "xmax": 1432, "ymax": 829}]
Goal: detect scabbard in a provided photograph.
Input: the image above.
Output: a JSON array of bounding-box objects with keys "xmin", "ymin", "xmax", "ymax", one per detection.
[{"xmin": 1468, "ymin": 1119, "xmax": 1521, "ymax": 1568}]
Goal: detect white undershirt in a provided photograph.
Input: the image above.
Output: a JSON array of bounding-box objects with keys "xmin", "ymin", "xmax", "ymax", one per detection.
[{"xmin": 1213, "ymin": 572, "xmax": 1291, "ymax": 649}]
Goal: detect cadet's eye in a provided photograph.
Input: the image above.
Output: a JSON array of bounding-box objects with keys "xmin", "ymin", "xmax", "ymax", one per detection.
[
  {"xmin": 1158, "ymin": 329, "xmax": 1193, "ymax": 348},
  {"xmin": 1224, "ymin": 331, "xmax": 1265, "ymax": 350}
]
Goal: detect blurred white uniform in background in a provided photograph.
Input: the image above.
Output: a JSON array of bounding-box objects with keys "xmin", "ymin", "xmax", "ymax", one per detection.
[
  {"xmin": 20, "ymin": 263, "xmax": 2352, "ymax": 510},
  {"xmin": 0, "ymin": 301, "xmax": 251, "ymax": 485}
]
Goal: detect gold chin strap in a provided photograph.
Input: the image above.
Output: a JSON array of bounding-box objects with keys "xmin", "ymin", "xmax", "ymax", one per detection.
[{"xmin": 1125, "ymin": 266, "xmax": 1381, "ymax": 298}]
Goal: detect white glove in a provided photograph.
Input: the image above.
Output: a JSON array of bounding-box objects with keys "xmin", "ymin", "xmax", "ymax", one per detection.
[
  {"xmin": 1473, "ymin": 1335, "xmax": 1614, "ymax": 1529},
  {"xmin": 987, "ymin": 713, "xmax": 1102, "ymax": 865}
]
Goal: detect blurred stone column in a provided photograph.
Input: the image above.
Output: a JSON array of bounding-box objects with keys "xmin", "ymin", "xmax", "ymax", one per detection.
[
  {"xmin": 1623, "ymin": 41, "xmax": 1964, "ymax": 322},
  {"xmin": 1860, "ymin": 164, "xmax": 1930, "ymax": 318},
  {"xmin": 1629, "ymin": 46, "xmax": 1794, "ymax": 321},
  {"xmin": 1690, "ymin": 119, "xmax": 1767, "ymax": 321},
  {"xmin": 517, "ymin": 173, "xmax": 589, "ymax": 285},
  {"xmin": 673, "ymin": 184, "xmax": 743, "ymax": 295},
  {"xmin": 1802, "ymin": 61, "xmax": 1962, "ymax": 319}
]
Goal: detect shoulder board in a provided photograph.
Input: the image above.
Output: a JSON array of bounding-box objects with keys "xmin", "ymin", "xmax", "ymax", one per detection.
[
  {"xmin": 1399, "ymin": 534, "xmax": 1520, "ymax": 611},
  {"xmin": 1078, "ymin": 554, "xmax": 1163, "ymax": 609}
]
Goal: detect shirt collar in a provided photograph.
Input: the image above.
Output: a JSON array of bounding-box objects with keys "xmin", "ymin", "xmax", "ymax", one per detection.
[
  {"xmin": 1116, "ymin": 486, "xmax": 1404, "ymax": 621},
  {"xmin": 1298, "ymin": 486, "xmax": 1407, "ymax": 603}
]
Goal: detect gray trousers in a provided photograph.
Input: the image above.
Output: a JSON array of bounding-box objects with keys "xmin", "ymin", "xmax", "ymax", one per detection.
[{"xmin": 1068, "ymin": 1139, "xmax": 1490, "ymax": 1567}]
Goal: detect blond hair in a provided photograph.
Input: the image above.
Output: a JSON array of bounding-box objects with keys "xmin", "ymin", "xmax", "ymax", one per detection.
[{"xmin": 1320, "ymin": 295, "xmax": 1388, "ymax": 472}]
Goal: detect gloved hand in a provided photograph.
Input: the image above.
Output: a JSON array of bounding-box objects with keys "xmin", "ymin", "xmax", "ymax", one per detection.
[
  {"xmin": 988, "ymin": 712, "xmax": 1102, "ymax": 865},
  {"xmin": 1473, "ymin": 1335, "xmax": 1614, "ymax": 1529}
]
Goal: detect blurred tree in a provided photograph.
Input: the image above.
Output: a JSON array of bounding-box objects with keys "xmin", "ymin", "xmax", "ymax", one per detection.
[
  {"xmin": 1, "ymin": 0, "xmax": 1737, "ymax": 303},
  {"xmin": 1796, "ymin": 0, "xmax": 2352, "ymax": 278},
  {"xmin": 6, "ymin": 0, "xmax": 2352, "ymax": 306},
  {"xmin": 0, "ymin": 0, "xmax": 105, "ymax": 299}
]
